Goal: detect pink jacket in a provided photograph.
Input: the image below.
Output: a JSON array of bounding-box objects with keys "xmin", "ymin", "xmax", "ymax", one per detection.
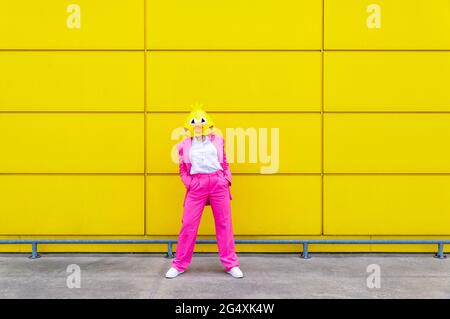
[{"xmin": 176, "ymin": 133, "xmax": 233, "ymax": 206}]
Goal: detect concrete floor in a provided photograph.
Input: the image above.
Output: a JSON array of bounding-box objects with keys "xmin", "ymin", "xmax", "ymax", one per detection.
[{"xmin": 0, "ymin": 253, "xmax": 449, "ymax": 299}]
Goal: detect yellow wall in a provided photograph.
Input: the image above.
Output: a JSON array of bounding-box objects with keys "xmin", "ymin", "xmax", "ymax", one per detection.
[{"xmin": 1, "ymin": 0, "xmax": 450, "ymax": 253}]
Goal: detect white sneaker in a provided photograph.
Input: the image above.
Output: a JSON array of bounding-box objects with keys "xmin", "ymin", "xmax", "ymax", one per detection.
[
  {"xmin": 165, "ymin": 267, "xmax": 184, "ymax": 279},
  {"xmin": 227, "ymin": 267, "xmax": 244, "ymax": 278}
]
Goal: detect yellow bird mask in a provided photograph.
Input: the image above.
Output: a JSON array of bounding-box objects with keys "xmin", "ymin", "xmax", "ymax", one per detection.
[{"xmin": 183, "ymin": 103, "xmax": 215, "ymax": 137}]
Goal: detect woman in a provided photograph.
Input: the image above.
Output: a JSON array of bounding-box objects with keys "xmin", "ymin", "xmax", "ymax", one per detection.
[{"xmin": 165, "ymin": 104, "xmax": 243, "ymax": 279}]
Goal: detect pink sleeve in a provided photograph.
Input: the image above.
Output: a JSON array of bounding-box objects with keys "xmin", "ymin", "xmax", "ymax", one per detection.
[
  {"xmin": 222, "ymin": 138, "xmax": 232, "ymax": 186},
  {"xmin": 178, "ymin": 141, "xmax": 192, "ymax": 189}
]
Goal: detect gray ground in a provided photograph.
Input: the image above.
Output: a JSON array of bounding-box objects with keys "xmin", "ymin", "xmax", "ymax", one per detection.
[{"xmin": 0, "ymin": 253, "xmax": 449, "ymax": 299}]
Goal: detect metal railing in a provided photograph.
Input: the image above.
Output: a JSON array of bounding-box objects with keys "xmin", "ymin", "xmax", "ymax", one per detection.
[{"xmin": 0, "ymin": 239, "xmax": 448, "ymax": 260}]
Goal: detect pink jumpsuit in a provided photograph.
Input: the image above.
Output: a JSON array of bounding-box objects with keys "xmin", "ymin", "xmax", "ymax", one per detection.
[{"xmin": 172, "ymin": 135, "xmax": 240, "ymax": 272}]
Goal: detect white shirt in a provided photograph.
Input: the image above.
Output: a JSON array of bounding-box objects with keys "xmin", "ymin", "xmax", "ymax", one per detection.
[{"xmin": 189, "ymin": 136, "xmax": 223, "ymax": 174}]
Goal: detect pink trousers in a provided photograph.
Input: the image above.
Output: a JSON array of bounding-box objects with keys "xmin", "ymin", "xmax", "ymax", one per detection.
[{"xmin": 172, "ymin": 170, "xmax": 240, "ymax": 272}]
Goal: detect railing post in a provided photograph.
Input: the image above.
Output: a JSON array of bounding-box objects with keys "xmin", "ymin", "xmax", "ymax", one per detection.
[
  {"xmin": 166, "ymin": 241, "xmax": 175, "ymax": 259},
  {"xmin": 29, "ymin": 242, "xmax": 41, "ymax": 259},
  {"xmin": 434, "ymin": 242, "xmax": 447, "ymax": 259},
  {"xmin": 301, "ymin": 242, "xmax": 310, "ymax": 259}
]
